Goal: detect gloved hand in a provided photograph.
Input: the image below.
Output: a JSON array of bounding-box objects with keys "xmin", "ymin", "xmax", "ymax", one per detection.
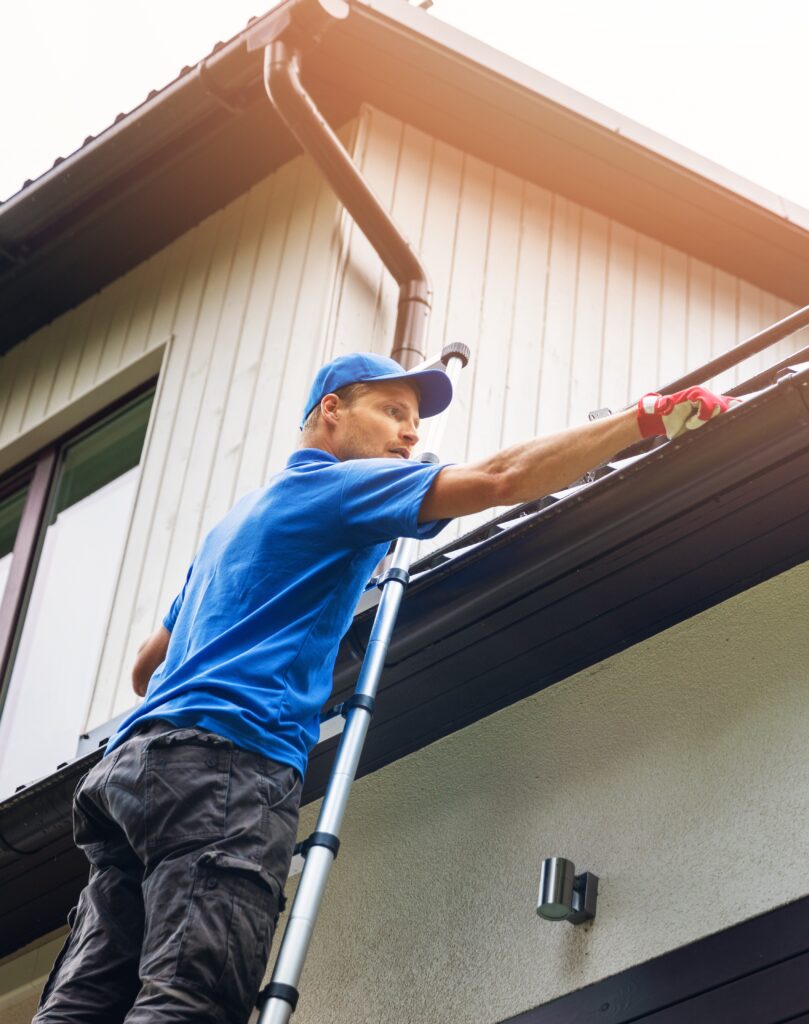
[{"xmin": 637, "ymin": 387, "xmax": 741, "ymax": 440}]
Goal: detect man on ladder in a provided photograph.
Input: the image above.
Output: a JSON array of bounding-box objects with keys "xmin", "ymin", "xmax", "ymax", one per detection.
[{"xmin": 33, "ymin": 350, "xmax": 736, "ymax": 1023}]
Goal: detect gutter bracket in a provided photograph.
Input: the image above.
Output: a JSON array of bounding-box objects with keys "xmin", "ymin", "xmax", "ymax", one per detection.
[{"xmin": 197, "ymin": 60, "xmax": 250, "ymax": 115}]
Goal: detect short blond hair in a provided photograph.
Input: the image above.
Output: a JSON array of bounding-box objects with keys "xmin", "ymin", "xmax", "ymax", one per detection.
[{"xmin": 301, "ymin": 381, "xmax": 371, "ymax": 435}]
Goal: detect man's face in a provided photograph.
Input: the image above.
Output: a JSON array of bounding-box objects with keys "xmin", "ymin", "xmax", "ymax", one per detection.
[{"xmin": 333, "ymin": 380, "xmax": 421, "ymax": 462}]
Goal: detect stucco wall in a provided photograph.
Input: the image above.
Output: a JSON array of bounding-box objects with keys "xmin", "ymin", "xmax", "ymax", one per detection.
[
  {"xmin": 0, "ymin": 933, "xmax": 64, "ymax": 1023},
  {"xmin": 277, "ymin": 558, "xmax": 809, "ymax": 1023}
]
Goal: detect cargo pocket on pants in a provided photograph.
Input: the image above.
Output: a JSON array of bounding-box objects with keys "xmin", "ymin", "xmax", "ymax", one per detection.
[{"xmin": 174, "ymin": 850, "xmax": 282, "ymax": 1018}]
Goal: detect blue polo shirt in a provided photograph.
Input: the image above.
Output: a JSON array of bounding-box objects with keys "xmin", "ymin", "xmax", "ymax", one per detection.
[{"xmin": 106, "ymin": 449, "xmax": 449, "ymax": 777}]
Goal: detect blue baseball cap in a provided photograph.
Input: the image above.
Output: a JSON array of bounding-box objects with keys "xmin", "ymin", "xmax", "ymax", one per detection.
[{"xmin": 300, "ymin": 352, "xmax": 452, "ymax": 429}]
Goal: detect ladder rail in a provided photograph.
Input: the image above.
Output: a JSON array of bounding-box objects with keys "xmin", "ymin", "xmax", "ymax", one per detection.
[{"xmin": 655, "ymin": 301, "xmax": 809, "ymax": 397}]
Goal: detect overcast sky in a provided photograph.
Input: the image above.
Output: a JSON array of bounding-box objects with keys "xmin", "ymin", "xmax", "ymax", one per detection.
[{"xmin": 2, "ymin": 0, "xmax": 808, "ymax": 210}]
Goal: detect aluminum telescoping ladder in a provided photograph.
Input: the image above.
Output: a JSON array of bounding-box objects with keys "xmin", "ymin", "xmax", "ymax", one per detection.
[{"xmin": 256, "ymin": 342, "xmax": 470, "ymax": 1023}]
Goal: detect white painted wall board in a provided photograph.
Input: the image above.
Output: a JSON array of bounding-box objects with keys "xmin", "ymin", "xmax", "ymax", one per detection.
[
  {"xmin": 379, "ymin": 119, "xmax": 436, "ymax": 362},
  {"xmin": 707, "ymin": 268, "xmax": 740, "ymax": 394},
  {"xmin": 437, "ymin": 153, "xmax": 494, "ymax": 543},
  {"xmin": 118, "ymin": 249, "xmax": 170, "ymax": 368},
  {"xmin": 93, "ymin": 255, "xmax": 150, "ymax": 383},
  {"xmin": 417, "ymin": 138, "xmax": 464, "ymax": 361},
  {"xmin": 143, "ymin": 230, "xmax": 193, "ymax": 360},
  {"xmin": 628, "ymin": 234, "xmax": 663, "ymax": 403},
  {"xmin": 230, "ymin": 160, "xmax": 304, "ymax": 500},
  {"xmin": 569, "ymin": 207, "xmax": 608, "ymax": 420},
  {"xmin": 461, "ymin": 167, "xmax": 522, "ymax": 533},
  {"xmin": 199, "ymin": 178, "xmax": 277, "ymax": 529},
  {"xmin": 326, "ymin": 108, "xmax": 402, "ymax": 361},
  {"xmin": 658, "ymin": 247, "xmax": 689, "ymax": 389},
  {"xmin": 172, "ymin": 189, "xmax": 260, "ymax": 549},
  {"xmin": 391, "ymin": 123, "xmax": 435, "ymax": 268},
  {"xmin": 685, "ymin": 258, "xmax": 714, "ymax": 385},
  {"xmin": 363, "ymin": 109, "xmax": 404, "ymax": 353},
  {"xmin": 17, "ymin": 314, "xmax": 70, "ymax": 437},
  {"xmin": 501, "ymin": 181, "xmax": 552, "ymax": 450},
  {"xmin": 537, "ymin": 195, "xmax": 581, "ymax": 437},
  {"xmin": 69, "ymin": 279, "xmax": 120, "ymax": 400},
  {"xmin": 0, "ymin": 341, "xmax": 22, "ymax": 428},
  {"xmin": 0, "ymin": 331, "xmax": 38, "ymax": 443},
  {"xmin": 598, "ymin": 220, "xmax": 635, "ymax": 412}
]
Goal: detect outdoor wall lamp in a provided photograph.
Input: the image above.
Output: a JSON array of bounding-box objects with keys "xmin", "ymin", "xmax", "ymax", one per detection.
[{"xmin": 537, "ymin": 857, "xmax": 598, "ymax": 924}]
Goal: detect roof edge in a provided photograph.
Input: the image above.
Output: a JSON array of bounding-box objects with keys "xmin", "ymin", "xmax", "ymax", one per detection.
[
  {"xmin": 351, "ymin": 0, "xmax": 809, "ymax": 234},
  {"xmin": 4, "ymin": 0, "xmax": 808, "ymax": 236}
]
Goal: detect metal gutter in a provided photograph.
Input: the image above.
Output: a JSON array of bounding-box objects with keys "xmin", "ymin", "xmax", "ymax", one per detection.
[{"xmin": 247, "ymin": 2, "xmax": 431, "ymax": 367}]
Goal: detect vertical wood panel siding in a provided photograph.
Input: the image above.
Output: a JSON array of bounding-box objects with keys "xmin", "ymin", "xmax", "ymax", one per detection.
[
  {"xmin": 1, "ymin": 104, "xmax": 806, "ymax": 730},
  {"xmin": 92, "ymin": 145, "xmax": 348, "ymax": 724},
  {"xmin": 331, "ymin": 106, "xmax": 808, "ymax": 546}
]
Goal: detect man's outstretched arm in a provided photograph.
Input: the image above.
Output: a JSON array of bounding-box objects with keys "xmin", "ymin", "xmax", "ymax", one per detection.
[
  {"xmin": 420, "ymin": 387, "xmax": 739, "ymax": 522},
  {"xmin": 132, "ymin": 626, "xmax": 171, "ymax": 697},
  {"xmin": 420, "ymin": 408, "xmax": 640, "ymax": 522}
]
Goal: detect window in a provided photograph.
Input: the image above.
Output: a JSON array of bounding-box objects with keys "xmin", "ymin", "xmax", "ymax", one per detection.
[
  {"xmin": 0, "ymin": 483, "xmax": 28, "ymax": 601},
  {"xmin": 0, "ymin": 386, "xmax": 155, "ymax": 799}
]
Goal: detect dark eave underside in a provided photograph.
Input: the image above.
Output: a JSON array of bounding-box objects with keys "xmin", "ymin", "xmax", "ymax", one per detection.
[
  {"xmin": 2, "ymin": 0, "xmax": 809, "ymax": 353},
  {"xmin": 1, "ymin": 368, "xmax": 808, "ymax": 956}
]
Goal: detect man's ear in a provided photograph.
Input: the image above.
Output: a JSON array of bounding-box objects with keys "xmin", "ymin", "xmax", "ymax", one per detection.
[{"xmin": 320, "ymin": 393, "xmax": 340, "ymax": 426}]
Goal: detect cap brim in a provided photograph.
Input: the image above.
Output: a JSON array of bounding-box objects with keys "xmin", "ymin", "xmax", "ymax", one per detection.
[{"xmin": 370, "ymin": 366, "xmax": 453, "ymax": 419}]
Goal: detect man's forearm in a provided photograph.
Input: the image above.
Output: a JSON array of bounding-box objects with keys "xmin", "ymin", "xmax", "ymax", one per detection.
[
  {"xmin": 484, "ymin": 407, "xmax": 641, "ymax": 505},
  {"xmin": 420, "ymin": 408, "xmax": 642, "ymax": 521}
]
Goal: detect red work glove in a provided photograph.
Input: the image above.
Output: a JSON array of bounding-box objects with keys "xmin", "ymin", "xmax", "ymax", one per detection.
[{"xmin": 637, "ymin": 387, "xmax": 741, "ymax": 440}]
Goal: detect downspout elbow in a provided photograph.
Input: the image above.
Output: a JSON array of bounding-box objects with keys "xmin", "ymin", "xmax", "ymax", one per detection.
[{"xmin": 262, "ymin": 38, "xmax": 432, "ymax": 368}]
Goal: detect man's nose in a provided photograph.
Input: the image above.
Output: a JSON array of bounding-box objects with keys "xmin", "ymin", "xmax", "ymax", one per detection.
[{"xmin": 401, "ymin": 420, "xmax": 419, "ymax": 446}]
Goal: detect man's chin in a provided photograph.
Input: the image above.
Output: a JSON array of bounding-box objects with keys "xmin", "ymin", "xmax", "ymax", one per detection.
[{"xmin": 339, "ymin": 444, "xmax": 407, "ymax": 461}]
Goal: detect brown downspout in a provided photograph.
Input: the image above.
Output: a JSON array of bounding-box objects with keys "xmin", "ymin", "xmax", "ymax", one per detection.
[{"xmin": 247, "ymin": 1, "xmax": 432, "ymax": 369}]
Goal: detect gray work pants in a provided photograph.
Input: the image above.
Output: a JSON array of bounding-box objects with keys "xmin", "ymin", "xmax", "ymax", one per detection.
[{"xmin": 34, "ymin": 719, "xmax": 302, "ymax": 1024}]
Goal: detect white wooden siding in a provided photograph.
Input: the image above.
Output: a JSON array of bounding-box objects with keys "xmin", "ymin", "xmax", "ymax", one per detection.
[
  {"xmin": 0, "ymin": 105, "xmax": 806, "ymax": 732},
  {"xmin": 92, "ymin": 145, "xmax": 349, "ymax": 724},
  {"xmin": 329, "ymin": 106, "xmax": 808, "ymax": 543}
]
